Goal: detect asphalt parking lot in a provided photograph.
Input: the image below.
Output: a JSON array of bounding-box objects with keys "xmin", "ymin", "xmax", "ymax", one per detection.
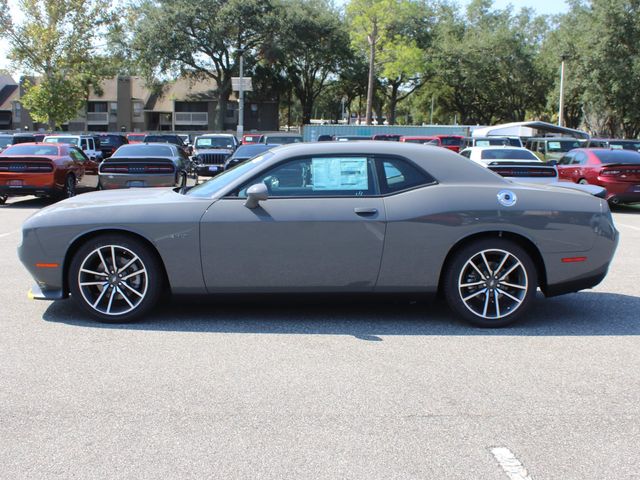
[{"xmin": 1, "ymin": 196, "xmax": 639, "ymax": 480}]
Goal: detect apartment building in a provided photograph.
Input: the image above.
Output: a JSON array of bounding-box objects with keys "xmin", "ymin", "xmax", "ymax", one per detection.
[{"xmin": 5, "ymin": 75, "xmax": 279, "ymax": 133}]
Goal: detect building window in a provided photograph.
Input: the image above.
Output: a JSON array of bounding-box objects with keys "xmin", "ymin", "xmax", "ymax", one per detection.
[{"xmin": 133, "ymin": 102, "xmax": 143, "ymax": 118}]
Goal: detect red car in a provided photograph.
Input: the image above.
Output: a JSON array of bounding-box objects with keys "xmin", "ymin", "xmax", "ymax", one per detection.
[
  {"xmin": 0, "ymin": 143, "xmax": 99, "ymax": 203},
  {"xmin": 399, "ymin": 135, "xmax": 465, "ymax": 152},
  {"xmin": 557, "ymin": 148, "xmax": 640, "ymax": 204},
  {"xmin": 242, "ymin": 133, "xmax": 263, "ymax": 145},
  {"xmin": 126, "ymin": 133, "xmax": 147, "ymax": 144}
]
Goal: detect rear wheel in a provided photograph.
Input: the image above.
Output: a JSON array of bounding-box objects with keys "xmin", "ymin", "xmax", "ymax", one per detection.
[
  {"xmin": 578, "ymin": 178, "xmax": 589, "ymax": 185},
  {"xmin": 443, "ymin": 239, "xmax": 537, "ymax": 327},
  {"xmin": 68, "ymin": 234, "xmax": 163, "ymax": 322},
  {"xmin": 57, "ymin": 174, "xmax": 76, "ymax": 200},
  {"xmin": 0, "ymin": 194, "xmax": 7, "ymax": 205}
]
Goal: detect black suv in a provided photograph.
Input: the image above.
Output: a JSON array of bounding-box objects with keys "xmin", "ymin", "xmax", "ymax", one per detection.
[{"xmin": 97, "ymin": 134, "xmax": 129, "ymax": 159}]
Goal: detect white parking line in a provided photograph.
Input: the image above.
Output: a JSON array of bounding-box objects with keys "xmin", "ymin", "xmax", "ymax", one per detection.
[
  {"xmin": 491, "ymin": 447, "xmax": 533, "ymax": 480},
  {"xmin": 0, "ymin": 230, "xmax": 18, "ymax": 239},
  {"xmin": 616, "ymin": 222, "xmax": 640, "ymax": 232}
]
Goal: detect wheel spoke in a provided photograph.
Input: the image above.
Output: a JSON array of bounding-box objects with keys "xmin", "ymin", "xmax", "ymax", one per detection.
[
  {"xmin": 117, "ymin": 255, "xmax": 139, "ymax": 274},
  {"xmin": 482, "ymin": 291, "xmax": 490, "ymax": 317},
  {"xmin": 493, "ymin": 253, "xmax": 509, "ymax": 278},
  {"xmin": 117, "ymin": 287, "xmax": 135, "ymax": 308},
  {"xmin": 92, "ymin": 286, "xmax": 109, "ymax": 308},
  {"xmin": 500, "ymin": 281, "xmax": 527, "ymax": 290},
  {"xmin": 463, "ymin": 287, "xmax": 487, "ymax": 302},
  {"xmin": 106, "ymin": 287, "xmax": 116, "ymax": 314},
  {"xmin": 480, "ymin": 252, "xmax": 492, "ymax": 275},
  {"xmin": 460, "ymin": 280, "xmax": 485, "ymax": 288},
  {"xmin": 498, "ymin": 263, "xmax": 520, "ymax": 281},
  {"xmin": 497, "ymin": 288, "xmax": 522, "ymax": 304},
  {"xmin": 96, "ymin": 249, "xmax": 109, "ymax": 273},
  {"xmin": 123, "ymin": 269, "xmax": 146, "ymax": 281},
  {"xmin": 494, "ymin": 290, "xmax": 501, "ymax": 317},
  {"xmin": 111, "ymin": 246, "xmax": 117, "ymax": 273},
  {"xmin": 469, "ymin": 261, "xmax": 487, "ymax": 280},
  {"xmin": 80, "ymin": 281, "xmax": 108, "ymax": 286},
  {"xmin": 120, "ymin": 281, "xmax": 144, "ymax": 298},
  {"xmin": 81, "ymin": 268, "xmax": 108, "ymax": 277}
]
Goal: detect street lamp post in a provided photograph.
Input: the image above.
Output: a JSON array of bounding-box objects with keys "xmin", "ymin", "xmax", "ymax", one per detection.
[
  {"xmin": 237, "ymin": 49, "xmax": 245, "ymax": 138},
  {"xmin": 558, "ymin": 54, "xmax": 568, "ymax": 127}
]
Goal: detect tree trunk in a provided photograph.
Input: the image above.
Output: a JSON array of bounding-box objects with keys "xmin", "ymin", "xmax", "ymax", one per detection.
[
  {"xmin": 301, "ymin": 98, "xmax": 313, "ymax": 126},
  {"xmin": 365, "ymin": 21, "xmax": 377, "ymax": 126},
  {"xmin": 215, "ymin": 84, "xmax": 231, "ymax": 131},
  {"xmin": 388, "ymin": 83, "xmax": 399, "ymax": 125}
]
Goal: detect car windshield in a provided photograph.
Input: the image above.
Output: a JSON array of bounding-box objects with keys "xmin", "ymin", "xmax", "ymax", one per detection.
[
  {"xmin": 593, "ymin": 150, "xmax": 640, "ymax": 164},
  {"xmin": 264, "ymin": 136, "xmax": 302, "ymax": 144},
  {"xmin": 2, "ymin": 145, "xmax": 59, "ymax": 155},
  {"xmin": 547, "ymin": 140, "xmax": 583, "ymax": 152},
  {"xmin": 609, "ymin": 141, "xmax": 640, "ymax": 150},
  {"xmin": 112, "ymin": 145, "xmax": 173, "ymax": 157},
  {"xmin": 99, "ymin": 136, "xmax": 119, "ymax": 146},
  {"xmin": 144, "ymin": 135, "xmax": 181, "ymax": 145},
  {"xmin": 0, "ymin": 136, "xmax": 12, "ymax": 148},
  {"xmin": 196, "ymin": 137, "xmax": 234, "ymax": 149},
  {"xmin": 480, "ymin": 149, "xmax": 539, "ymax": 161},
  {"xmin": 44, "ymin": 137, "xmax": 79, "ymax": 145},
  {"xmin": 440, "ymin": 137, "xmax": 463, "ymax": 146},
  {"xmin": 187, "ymin": 152, "xmax": 274, "ymax": 197},
  {"xmin": 243, "ymin": 135, "xmax": 261, "ymax": 142},
  {"xmin": 475, "ymin": 138, "xmax": 520, "ymax": 147}
]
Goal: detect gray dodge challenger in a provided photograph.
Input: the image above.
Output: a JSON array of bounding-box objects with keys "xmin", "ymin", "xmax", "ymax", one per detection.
[{"xmin": 18, "ymin": 142, "xmax": 619, "ymax": 327}]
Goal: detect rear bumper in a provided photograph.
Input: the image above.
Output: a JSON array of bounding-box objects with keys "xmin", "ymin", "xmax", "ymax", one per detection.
[
  {"xmin": 0, "ymin": 185, "xmax": 56, "ymax": 197},
  {"xmin": 595, "ymin": 178, "xmax": 640, "ymax": 202},
  {"xmin": 99, "ymin": 173, "xmax": 177, "ymax": 189}
]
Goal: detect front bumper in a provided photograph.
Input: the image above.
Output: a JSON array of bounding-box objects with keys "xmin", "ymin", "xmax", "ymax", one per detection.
[
  {"xmin": 195, "ymin": 164, "xmax": 224, "ymax": 177},
  {"xmin": 28, "ymin": 283, "xmax": 65, "ymax": 300}
]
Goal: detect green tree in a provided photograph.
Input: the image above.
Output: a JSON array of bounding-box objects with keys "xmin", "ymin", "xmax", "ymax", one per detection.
[
  {"xmin": 129, "ymin": 0, "xmax": 276, "ymax": 130},
  {"xmin": 0, "ymin": 0, "xmax": 116, "ymax": 129},
  {"xmin": 430, "ymin": 0, "xmax": 549, "ymax": 125},
  {"xmin": 275, "ymin": 0, "xmax": 352, "ymax": 126}
]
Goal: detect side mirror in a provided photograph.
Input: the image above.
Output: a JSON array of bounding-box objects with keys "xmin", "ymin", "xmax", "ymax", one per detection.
[{"xmin": 244, "ymin": 183, "xmax": 268, "ymax": 209}]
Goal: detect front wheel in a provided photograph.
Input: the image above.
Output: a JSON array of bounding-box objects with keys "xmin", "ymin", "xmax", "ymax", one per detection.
[
  {"xmin": 0, "ymin": 194, "xmax": 7, "ymax": 205},
  {"xmin": 57, "ymin": 174, "xmax": 76, "ymax": 200},
  {"xmin": 443, "ymin": 239, "xmax": 537, "ymax": 327},
  {"xmin": 68, "ymin": 234, "xmax": 164, "ymax": 322}
]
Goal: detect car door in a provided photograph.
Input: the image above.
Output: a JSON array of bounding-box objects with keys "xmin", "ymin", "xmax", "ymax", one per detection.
[
  {"xmin": 70, "ymin": 148, "xmax": 99, "ymax": 189},
  {"xmin": 557, "ymin": 152, "xmax": 575, "ymax": 180},
  {"xmin": 200, "ymin": 155, "xmax": 386, "ymax": 292}
]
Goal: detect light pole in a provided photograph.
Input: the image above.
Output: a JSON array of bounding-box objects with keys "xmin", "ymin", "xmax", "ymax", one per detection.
[
  {"xmin": 558, "ymin": 54, "xmax": 568, "ymax": 127},
  {"xmin": 237, "ymin": 49, "xmax": 245, "ymax": 138}
]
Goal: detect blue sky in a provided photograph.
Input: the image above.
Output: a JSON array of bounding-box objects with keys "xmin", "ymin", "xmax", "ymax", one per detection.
[{"xmin": 460, "ymin": 0, "xmax": 569, "ymax": 15}]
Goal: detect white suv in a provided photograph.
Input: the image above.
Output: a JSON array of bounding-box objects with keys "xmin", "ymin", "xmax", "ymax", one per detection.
[{"xmin": 43, "ymin": 135, "xmax": 102, "ymax": 161}]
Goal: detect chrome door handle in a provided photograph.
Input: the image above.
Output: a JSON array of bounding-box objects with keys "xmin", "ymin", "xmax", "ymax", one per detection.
[{"xmin": 354, "ymin": 207, "xmax": 378, "ymax": 215}]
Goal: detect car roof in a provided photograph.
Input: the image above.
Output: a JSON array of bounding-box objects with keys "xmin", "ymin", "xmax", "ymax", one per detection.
[
  {"xmin": 198, "ymin": 133, "xmax": 235, "ymax": 138},
  {"xmin": 463, "ymin": 146, "xmax": 531, "ymax": 151},
  {"xmin": 261, "ymin": 141, "xmax": 504, "ymax": 185}
]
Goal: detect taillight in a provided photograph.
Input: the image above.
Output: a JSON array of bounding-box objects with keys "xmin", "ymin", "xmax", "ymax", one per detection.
[
  {"xmin": 600, "ymin": 169, "xmax": 621, "ymax": 176},
  {"xmin": 101, "ymin": 165, "xmax": 129, "ymax": 173},
  {"xmin": 144, "ymin": 165, "xmax": 174, "ymax": 173}
]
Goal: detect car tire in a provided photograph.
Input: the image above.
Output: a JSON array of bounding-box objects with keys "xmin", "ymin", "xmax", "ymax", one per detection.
[
  {"xmin": 68, "ymin": 234, "xmax": 164, "ymax": 323},
  {"xmin": 443, "ymin": 238, "xmax": 538, "ymax": 327},
  {"xmin": 0, "ymin": 194, "xmax": 7, "ymax": 205},
  {"xmin": 578, "ymin": 178, "xmax": 589, "ymax": 185},
  {"xmin": 57, "ymin": 174, "xmax": 76, "ymax": 200}
]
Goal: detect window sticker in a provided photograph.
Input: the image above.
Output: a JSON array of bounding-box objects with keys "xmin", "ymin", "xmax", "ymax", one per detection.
[
  {"xmin": 311, "ymin": 157, "xmax": 368, "ymax": 190},
  {"xmin": 476, "ymin": 140, "xmax": 490, "ymax": 146},
  {"xmin": 548, "ymin": 142, "xmax": 561, "ymax": 150}
]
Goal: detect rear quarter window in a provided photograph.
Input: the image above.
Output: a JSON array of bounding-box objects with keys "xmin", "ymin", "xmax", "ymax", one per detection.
[{"xmin": 376, "ymin": 157, "xmax": 435, "ymax": 194}]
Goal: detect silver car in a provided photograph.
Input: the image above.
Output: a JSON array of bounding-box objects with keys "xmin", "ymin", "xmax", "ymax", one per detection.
[
  {"xmin": 19, "ymin": 142, "xmax": 618, "ymax": 327},
  {"xmin": 99, "ymin": 143, "xmax": 189, "ymax": 189}
]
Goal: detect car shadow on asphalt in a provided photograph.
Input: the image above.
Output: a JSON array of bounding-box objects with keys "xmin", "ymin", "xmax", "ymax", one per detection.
[
  {"xmin": 0, "ymin": 197, "xmax": 56, "ymax": 209},
  {"xmin": 42, "ymin": 291, "xmax": 640, "ymax": 338},
  {"xmin": 611, "ymin": 204, "xmax": 640, "ymax": 214}
]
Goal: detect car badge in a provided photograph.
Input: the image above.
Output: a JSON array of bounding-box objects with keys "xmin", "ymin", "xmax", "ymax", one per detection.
[{"xmin": 497, "ymin": 190, "xmax": 517, "ymax": 207}]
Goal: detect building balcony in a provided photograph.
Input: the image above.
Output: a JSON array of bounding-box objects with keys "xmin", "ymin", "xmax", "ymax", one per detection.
[
  {"xmin": 174, "ymin": 112, "xmax": 208, "ymax": 125},
  {"xmin": 87, "ymin": 112, "xmax": 109, "ymax": 124}
]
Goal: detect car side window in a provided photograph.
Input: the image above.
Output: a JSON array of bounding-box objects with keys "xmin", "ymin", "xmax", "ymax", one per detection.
[
  {"xmin": 81, "ymin": 139, "xmax": 88, "ymax": 150},
  {"xmin": 558, "ymin": 154, "xmax": 573, "ymax": 165},
  {"xmin": 237, "ymin": 156, "xmax": 376, "ymax": 198},
  {"xmin": 69, "ymin": 148, "xmax": 85, "ymax": 162},
  {"xmin": 573, "ymin": 152, "xmax": 586, "ymax": 165},
  {"xmin": 376, "ymin": 157, "xmax": 435, "ymax": 194},
  {"xmin": 460, "ymin": 150, "xmax": 471, "ymax": 158}
]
